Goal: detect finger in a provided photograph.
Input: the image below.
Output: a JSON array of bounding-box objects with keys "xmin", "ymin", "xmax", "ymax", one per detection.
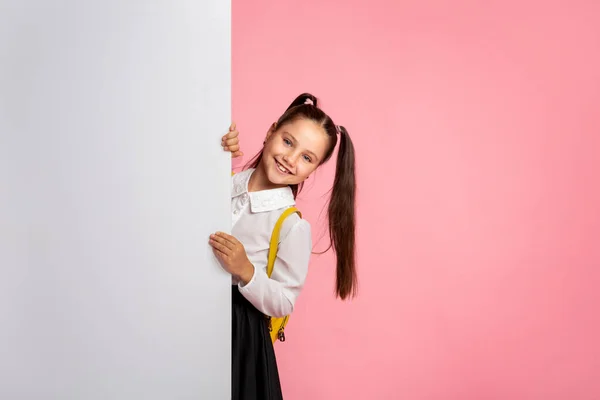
[
  {"xmin": 211, "ymin": 234, "xmax": 236, "ymax": 250},
  {"xmin": 210, "ymin": 235, "xmax": 232, "ymax": 250},
  {"xmin": 215, "ymin": 232, "xmax": 239, "ymax": 246},
  {"xmin": 222, "ymin": 137, "xmax": 238, "ymax": 148},
  {"xmin": 232, "ymin": 151, "xmax": 244, "ymax": 158},
  {"xmin": 223, "ymin": 138, "xmax": 239, "ymax": 146},
  {"xmin": 223, "ymin": 130, "xmax": 239, "ymax": 140},
  {"xmin": 210, "ymin": 241, "xmax": 230, "ymax": 256},
  {"xmin": 226, "ymin": 144, "xmax": 240, "ymax": 152},
  {"xmin": 212, "ymin": 246, "xmax": 228, "ymax": 260},
  {"xmin": 209, "ymin": 238, "xmax": 233, "ymax": 255},
  {"xmin": 229, "ymin": 122, "xmax": 236, "ymax": 131}
]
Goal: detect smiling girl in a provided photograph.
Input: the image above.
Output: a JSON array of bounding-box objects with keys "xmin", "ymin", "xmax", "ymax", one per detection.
[{"xmin": 210, "ymin": 93, "xmax": 357, "ymax": 399}]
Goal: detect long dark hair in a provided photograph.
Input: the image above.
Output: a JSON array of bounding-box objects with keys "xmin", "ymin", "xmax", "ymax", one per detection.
[{"xmin": 245, "ymin": 93, "xmax": 357, "ymax": 299}]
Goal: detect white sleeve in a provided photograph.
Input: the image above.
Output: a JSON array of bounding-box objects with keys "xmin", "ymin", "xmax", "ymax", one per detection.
[{"xmin": 238, "ymin": 219, "xmax": 312, "ymax": 317}]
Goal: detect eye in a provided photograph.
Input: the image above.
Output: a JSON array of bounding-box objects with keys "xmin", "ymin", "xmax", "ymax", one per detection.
[
  {"xmin": 283, "ymin": 138, "xmax": 292, "ymax": 146},
  {"xmin": 303, "ymin": 155, "xmax": 312, "ymax": 163}
]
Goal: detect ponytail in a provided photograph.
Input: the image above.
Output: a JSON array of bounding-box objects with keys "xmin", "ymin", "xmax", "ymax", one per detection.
[{"xmin": 328, "ymin": 126, "xmax": 358, "ymax": 299}]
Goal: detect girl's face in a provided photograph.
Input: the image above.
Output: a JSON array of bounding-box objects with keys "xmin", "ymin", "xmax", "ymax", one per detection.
[{"xmin": 261, "ymin": 118, "xmax": 331, "ymax": 187}]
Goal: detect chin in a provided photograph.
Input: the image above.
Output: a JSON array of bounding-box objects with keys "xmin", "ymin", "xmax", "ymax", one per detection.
[{"xmin": 266, "ymin": 169, "xmax": 291, "ymax": 186}]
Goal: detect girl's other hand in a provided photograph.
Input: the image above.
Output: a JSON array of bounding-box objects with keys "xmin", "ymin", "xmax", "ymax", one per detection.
[
  {"xmin": 222, "ymin": 122, "xmax": 243, "ymax": 158},
  {"xmin": 209, "ymin": 232, "xmax": 254, "ymax": 284}
]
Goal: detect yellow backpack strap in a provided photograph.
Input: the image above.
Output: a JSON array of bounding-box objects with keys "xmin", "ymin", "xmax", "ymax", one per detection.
[{"xmin": 267, "ymin": 207, "xmax": 302, "ymax": 277}]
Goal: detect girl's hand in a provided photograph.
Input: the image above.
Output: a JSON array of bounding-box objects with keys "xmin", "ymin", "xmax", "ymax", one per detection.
[
  {"xmin": 222, "ymin": 122, "xmax": 243, "ymax": 158},
  {"xmin": 209, "ymin": 232, "xmax": 254, "ymax": 283}
]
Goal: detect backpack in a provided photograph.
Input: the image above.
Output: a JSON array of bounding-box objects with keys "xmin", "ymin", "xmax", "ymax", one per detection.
[{"xmin": 265, "ymin": 207, "xmax": 302, "ymax": 343}]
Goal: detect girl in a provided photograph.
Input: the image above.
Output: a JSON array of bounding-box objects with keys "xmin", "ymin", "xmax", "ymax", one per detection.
[{"xmin": 209, "ymin": 93, "xmax": 357, "ymax": 399}]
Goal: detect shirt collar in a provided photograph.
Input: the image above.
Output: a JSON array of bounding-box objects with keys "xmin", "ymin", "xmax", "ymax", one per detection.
[{"xmin": 232, "ymin": 168, "xmax": 296, "ymax": 213}]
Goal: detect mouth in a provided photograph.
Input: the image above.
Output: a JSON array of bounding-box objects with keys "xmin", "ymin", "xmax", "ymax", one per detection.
[{"xmin": 275, "ymin": 159, "xmax": 293, "ymax": 175}]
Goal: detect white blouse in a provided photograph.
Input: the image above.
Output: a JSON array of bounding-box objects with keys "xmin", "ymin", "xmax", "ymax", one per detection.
[{"xmin": 231, "ymin": 168, "xmax": 312, "ymax": 318}]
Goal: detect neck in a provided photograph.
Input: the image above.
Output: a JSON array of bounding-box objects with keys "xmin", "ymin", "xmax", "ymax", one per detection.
[{"xmin": 248, "ymin": 163, "xmax": 286, "ymax": 192}]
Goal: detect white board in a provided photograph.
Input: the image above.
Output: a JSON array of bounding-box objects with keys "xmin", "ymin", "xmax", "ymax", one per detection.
[{"xmin": 0, "ymin": 1, "xmax": 231, "ymax": 399}]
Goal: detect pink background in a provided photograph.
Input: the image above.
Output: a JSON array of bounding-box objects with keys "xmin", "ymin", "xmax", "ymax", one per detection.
[{"xmin": 232, "ymin": 1, "xmax": 600, "ymax": 399}]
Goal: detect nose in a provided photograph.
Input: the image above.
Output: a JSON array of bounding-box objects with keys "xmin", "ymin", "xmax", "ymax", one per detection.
[{"xmin": 283, "ymin": 152, "xmax": 299, "ymax": 167}]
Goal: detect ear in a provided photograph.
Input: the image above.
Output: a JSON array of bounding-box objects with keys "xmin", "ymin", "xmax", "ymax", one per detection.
[{"xmin": 265, "ymin": 122, "xmax": 277, "ymax": 141}]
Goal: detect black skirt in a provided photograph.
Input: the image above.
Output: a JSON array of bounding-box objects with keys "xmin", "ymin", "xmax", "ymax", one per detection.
[{"xmin": 232, "ymin": 285, "xmax": 283, "ymax": 400}]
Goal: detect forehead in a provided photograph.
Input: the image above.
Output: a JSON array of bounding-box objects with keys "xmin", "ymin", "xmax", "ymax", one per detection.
[{"xmin": 279, "ymin": 118, "xmax": 330, "ymax": 158}]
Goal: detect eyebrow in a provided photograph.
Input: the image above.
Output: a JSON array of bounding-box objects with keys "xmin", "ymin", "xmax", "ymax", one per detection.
[{"xmin": 284, "ymin": 131, "xmax": 320, "ymax": 162}]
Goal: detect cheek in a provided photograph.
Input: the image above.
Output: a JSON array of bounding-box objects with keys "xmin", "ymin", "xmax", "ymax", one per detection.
[
  {"xmin": 299, "ymin": 163, "xmax": 318, "ymax": 179},
  {"xmin": 264, "ymin": 140, "xmax": 282, "ymax": 154}
]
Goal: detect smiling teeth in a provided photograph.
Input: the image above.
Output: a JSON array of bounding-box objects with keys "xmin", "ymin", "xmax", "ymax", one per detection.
[{"xmin": 276, "ymin": 161, "xmax": 290, "ymax": 174}]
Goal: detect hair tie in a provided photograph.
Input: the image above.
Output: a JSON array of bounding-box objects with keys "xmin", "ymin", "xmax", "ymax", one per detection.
[{"xmin": 304, "ymin": 98, "xmax": 314, "ymax": 105}]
